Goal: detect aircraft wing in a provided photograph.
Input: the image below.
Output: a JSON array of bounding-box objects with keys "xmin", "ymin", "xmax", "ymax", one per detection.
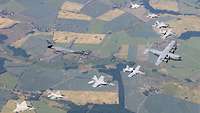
[
  {"xmin": 148, "ymin": 49, "xmax": 162, "ymax": 56},
  {"xmin": 163, "ymin": 40, "xmax": 176, "ymax": 53},
  {"xmin": 155, "ymin": 55, "xmax": 163, "ymax": 66},
  {"xmin": 135, "ymin": 65, "xmax": 141, "ymax": 71},
  {"xmin": 49, "ymin": 96, "xmax": 57, "ymax": 100},
  {"xmin": 28, "ymin": 107, "xmax": 35, "ymax": 110},
  {"xmin": 88, "ymin": 80, "xmax": 95, "ymax": 84},
  {"xmin": 67, "ymin": 38, "xmax": 78, "ymax": 49},
  {"xmin": 138, "ymin": 71, "xmax": 145, "ymax": 75},
  {"xmin": 55, "ymin": 91, "xmax": 60, "ymax": 95},
  {"xmin": 128, "ymin": 71, "xmax": 136, "ymax": 77},
  {"xmin": 161, "ymin": 34, "xmax": 167, "ymax": 39},
  {"xmin": 21, "ymin": 101, "xmax": 27, "ymax": 107},
  {"xmin": 92, "ymin": 75, "xmax": 98, "ymax": 81},
  {"xmin": 99, "ymin": 76, "xmax": 104, "ymax": 81},
  {"xmin": 92, "ymin": 82, "xmax": 99, "ymax": 88}
]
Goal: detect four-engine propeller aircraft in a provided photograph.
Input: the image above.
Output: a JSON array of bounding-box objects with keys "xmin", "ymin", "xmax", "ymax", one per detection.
[
  {"xmin": 88, "ymin": 75, "xmax": 114, "ymax": 88},
  {"xmin": 144, "ymin": 40, "xmax": 182, "ymax": 66}
]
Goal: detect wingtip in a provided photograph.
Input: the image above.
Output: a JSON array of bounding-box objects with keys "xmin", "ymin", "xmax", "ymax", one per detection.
[{"xmin": 144, "ymin": 49, "xmax": 149, "ymax": 54}]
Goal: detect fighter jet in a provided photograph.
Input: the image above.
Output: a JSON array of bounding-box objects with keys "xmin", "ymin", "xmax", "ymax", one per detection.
[
  {"xmin": 144, "ymin": 40, "xmax": 182, "ymax": 66},
  {"xmin": 88, "ymin": 75, "xmax": 114, "ymax": 88},
  {"xmin": 152, "ymin": 21, "xmax": 169, "ymax": 29},
  {"xmin": 147, "ymin": 13, "xmax": 159, "ymax": 18},
  {"xmin": 126, "ymin": 65, "xmax": 145, "ymax": 77},
  {"xmin": 13, "ymin": 101, "xmax": 34, "ymax": 113},
  {"xmin": 123, "ymin": 65, "xmax": 134, "ymax": 72},
  {"xmin": 47, "ymin": 90, "xmax": 64, "ymax": 100},
  {"xmin": 130, "ymin": 2, "xmax": 140, "ymax": 9},
  {"xmin": 160, "ymin": 29, "xmax": 176, "ymax": 39},
  {"xmin": 47, "ymin": 39, "xmax": 92, "ymax": 56},
  {"xmin": 158, "ymin": 29, "xmax": 167, "ymax": 34}
]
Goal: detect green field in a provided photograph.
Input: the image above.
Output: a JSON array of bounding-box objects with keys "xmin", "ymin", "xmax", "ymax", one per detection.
[
  {"xmin": 165, "ymin": 37, "xmax": 200, "ymax": 79},
  {"xmin": 32, "ymin": 99, "xmax": 66, "ymax": 113},
  {"xmin": 0, "ymin": 72, "xmax": 17, "ymax": 90}
]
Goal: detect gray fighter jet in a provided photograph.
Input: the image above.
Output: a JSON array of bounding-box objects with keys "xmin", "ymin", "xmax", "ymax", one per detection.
[
  {"xmin": 144, "ymin": 40, "xmax": 182, "ymax": 66},
  {"xmin": 13, "ymin": 101, "xmax": 35, "ymax": 113},
  {"xmin": 123, "ymin": 65, "xmax": 145, "ymax": 77},
  {"xmin": 46, "ymin": 90, "xmax": 64, "ymax": 100},
  {"xmin": 130, "ymin": 2, "xmax": 141, "ymax": 9},
  {"xmin": 47, "ymin": 39, "xmax": 92, "ymax": 56},
  {"xmin": 147, "ymin": 13, "xmax": 159, "ymax": 18},
  {"xmin": 160, "ymin": 29, "xmax": 176, "ymax": 40},
  {"xmin": 152, "ymin": 21, "xmax": 169, "ymax": 29},
  {"xmin": 88, "ymin": 75, "xmax": 114, "ymax": 88}
]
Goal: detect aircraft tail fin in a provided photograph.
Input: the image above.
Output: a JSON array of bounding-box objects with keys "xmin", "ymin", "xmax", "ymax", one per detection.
[
  {"xmin": 66, "ymin": 37, "xmax": 78, "ymax": 49},
  {"xmin": 47, "ymin": 40, "xmax": 54, "ymax": 48}
]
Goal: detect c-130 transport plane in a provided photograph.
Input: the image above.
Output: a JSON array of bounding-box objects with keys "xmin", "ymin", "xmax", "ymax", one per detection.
[{"xmin": 144, "ymin": 40, "xmax": 182, "ymax": 66}]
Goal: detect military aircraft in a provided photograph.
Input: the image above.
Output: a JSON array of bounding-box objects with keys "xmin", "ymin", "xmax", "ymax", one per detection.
[
  {"xmin": 13, "ymin": 101, "xmax": 34, "ymax": 113},
  {"xmin": 123, "ymin": 65, "xmax": 134, "ymax": 72},
  {"xmin": 47, "ymin": 90, "xmax": 64, "ymax": 100},
  {"xmin": 130, "ymin": 2, "xmax": 141, "ymax": 9},
  {"xmin": 144, "ymin": 40, "xmax": 182, "ymax": 66},
  {"xmin": 147, "ymin": 13, "xmax": 159, "ymax": 18},
  {"xmin": 47, "ymin": 39, "xmax": 92, "ymax": 56},
  {"xmin": 124, "ymin": 65, "xmax": 145, "ymax": 77},
  {"xmin": 152, "ymin": 21, "xmax": 169, "ymax": 29},
  {"xmin": 160, "ymin": 29, "xmax": 176, "ymax": 39},
  {"xmin": 158, "ymin": 29, "xmax": 167, "ymax": 34},
  {"xmin": 88, "ymin": 75, "xmax": 114, "ymax": 88}
]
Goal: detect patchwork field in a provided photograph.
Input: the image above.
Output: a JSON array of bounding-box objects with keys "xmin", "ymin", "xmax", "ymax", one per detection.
[
  {"xmin": 164, "ymin": 38, "xmax": 200, "ymax": 79},
  {"xmin": 162, "ymin": 82, "xmax": 200, "ymax": 104},
  {"xmin": 0, "ymin": 17, "xmax": 20, "ymax": 29},
  {"xmin": 149, "ymin": 0, "xmax": 179, "ymax": 11},
  {"xmin": 114, "ymin": 44, "xmax": 129, "ymax": 60},
  {"xmin": 167, "ymin": 16, "xmax": 200, "ymax": 36},
  {"xmin": 0, "ymin": 0, "xmax": 200, "ymax": 113},
  {"xmin": 53, "ymin": 31, "xmax": 105, "ymax": 44},
  {"xmin": 60, "ymin": 90, "xmax": 119, "ymax": 105},
  {"xmin": 60, "ymin": 1, "xmax": 83, "ymax": 12},
  {"xmin": 97, "ymin": 9, "xmax": 125, "ymax": 21},
  {"xmin": 57, "ymin": 1, "xmax": 92, "ymax": 21},
  {"xmin": 1, "ymin": 100, "xmax": 35, "ymax": 113}
]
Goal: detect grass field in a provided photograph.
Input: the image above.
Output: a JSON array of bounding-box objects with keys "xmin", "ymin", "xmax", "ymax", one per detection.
[
  {"xmin": 1, "ymin": 100, "xmax": 35, "ymax": 113},
  {"xmin": 0, "ymin": 0, "xmax": 25, "ymax": 13},
  {"xmin": 0, "ymin": 17, "xmax": 20, "ymax": 29},
  {"xmin": 168, "ymin": 16, "xmax": 200, "ymax": 36},
  {"xmin": 97, "ymin": 9, "xmax": 125, "ymax": 21},
  {"xmin": 0, "ymin": 72, "xmax": 17, "ymax": 90},
  {"xmin": 75, "ymin": 30, "xmax": 158, "ymax": 57},
  {"xmin": 164, "ymin": 38, "xmax": 200, "ymax": 79},
  {"xmin": 150, "ymin": 0, "xmax": 178, "ymax": 11},
  {"xmin": 162, "ymin": 82, "xmax": 200, "ymax": 104},
  {"xmin": 32, "ymin": 99, "xmax": 66, "ymax": 113}
]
